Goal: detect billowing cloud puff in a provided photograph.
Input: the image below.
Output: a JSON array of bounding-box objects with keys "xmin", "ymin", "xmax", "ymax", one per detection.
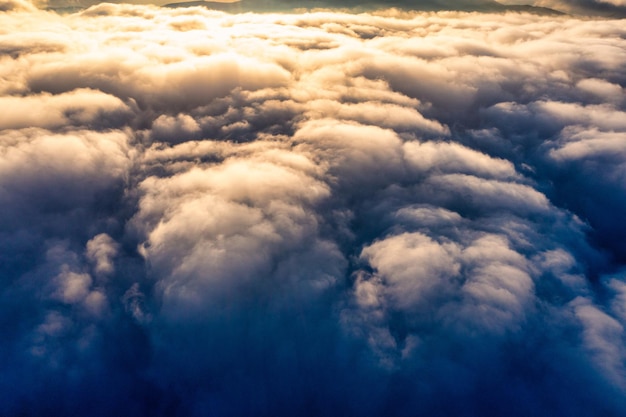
[
  {"xmin": 132, "ymin": 149, "xmax": 343, "ymax": 318},
  {"xmin": 1, "ymin": 3, "xmax": 626, "ymax": 416},
  {"xmin": 0, "ymin": 89, "xmax": 131, "ymax": 130}
]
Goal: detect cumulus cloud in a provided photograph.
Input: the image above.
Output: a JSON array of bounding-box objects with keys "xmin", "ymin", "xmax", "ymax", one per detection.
[
  {"xmin": 0, "ymin": 89, "xmax": 131, "ymax": 130},
  {"xmin": 1, "ymin": 3, "xmax": 626, "ymax": 417},
  {"xmin": 86, "ymin": 233, "xmax": 119, "ymax": 276}
]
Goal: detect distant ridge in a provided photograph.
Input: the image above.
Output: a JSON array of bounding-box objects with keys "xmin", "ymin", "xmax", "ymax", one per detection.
[
  {"xmin": 502, "ymin": 4, "xmax": 564, "ymax": 15},
  {"xmin": 162, "ymin": 0, "xmax": 564, "ymax": 15},
  {"xmin": 163, "ymin": 1, "xmax": 244, "ymax": 11}
]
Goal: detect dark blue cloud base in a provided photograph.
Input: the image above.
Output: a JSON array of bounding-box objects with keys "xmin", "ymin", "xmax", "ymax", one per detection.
[{"xmin": 1, "ymin": 2, "xmax": 626, "ymax": 416}]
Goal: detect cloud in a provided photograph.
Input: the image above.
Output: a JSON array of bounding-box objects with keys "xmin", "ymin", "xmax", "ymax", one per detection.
[
  {"xmin": 131, "ymin": 153, "xmax": 342, "ymax": 318},
  {"xmin": 1, "ymin": 3, "xmax": 626, "ymax": 416},
  {"xmin": 0, "ymin": 88, "xmax": 131, "ymax": 129},
  {"xmin": 572, "ymin": 296, "xmax": 626, "ymax": 388},
  {"xmin": 403, "ymin": 140, "xmax": 517, "ymax": 179},
  {"xmin": 86, "ymin": 233, "xmax": 119, "ymax": 276},
  {"xmin": 360, "ymin": 232, "xmax": 462, "ymax": 310}
]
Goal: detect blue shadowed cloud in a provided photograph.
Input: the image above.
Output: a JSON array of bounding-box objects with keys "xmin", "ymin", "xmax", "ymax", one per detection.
[{"xmin": 1, "ymin": 2, "xmax": 626, "ymax": 416}]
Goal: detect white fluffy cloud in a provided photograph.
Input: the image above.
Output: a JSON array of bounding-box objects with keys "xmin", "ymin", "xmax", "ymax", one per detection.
[{"xmin": 1, "ymin": 3, "xmax": 626, "ymax": 416}]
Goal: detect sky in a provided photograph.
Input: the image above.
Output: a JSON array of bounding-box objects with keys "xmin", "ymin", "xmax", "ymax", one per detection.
[{"xmin": 1, "ymin": 0, "xmax": 626, "ymax": 416}]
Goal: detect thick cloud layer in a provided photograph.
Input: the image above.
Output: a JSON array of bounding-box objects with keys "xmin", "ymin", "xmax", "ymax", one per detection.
[{"xmin": 1, "ymin": 2, "xmax": 626, "ymax": 416}]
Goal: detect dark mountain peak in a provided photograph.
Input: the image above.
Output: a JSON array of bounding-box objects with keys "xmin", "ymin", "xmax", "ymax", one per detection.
[{"xmin": 163, "ymin": 0, "xmax": 564, "ymax": 15}]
